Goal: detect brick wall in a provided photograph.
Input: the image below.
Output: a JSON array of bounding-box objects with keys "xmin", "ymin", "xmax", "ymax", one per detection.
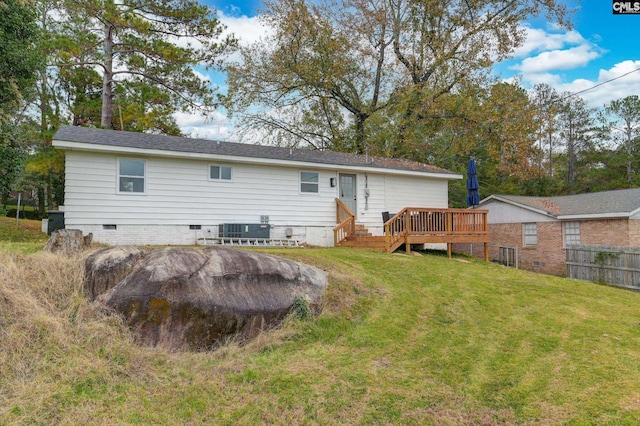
[
  {"xmin": 64, "ymin": 224, "xmax": 331, "ymax": 246},
  {"xmin": 454, "ymin": 218, "xmax": 635, "ymax": 277},
  {"xmin": 580, "ymin": 219, "xmax": 630, "ymax": 246},
  {"xmin": 630, "ymin": 220, "xmax": 640, "ymax": 246}
]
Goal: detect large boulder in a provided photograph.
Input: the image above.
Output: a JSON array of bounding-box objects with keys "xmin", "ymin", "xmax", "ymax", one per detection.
[{"xmin": 87, "ymin": 247, "xmax": 328, "ymax": 351}]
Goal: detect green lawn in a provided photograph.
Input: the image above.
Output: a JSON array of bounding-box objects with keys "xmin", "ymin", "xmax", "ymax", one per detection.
[
  {"xmin": 2, "ymin": 226, "xmax": 640, "ymax": 424},
  {"xmin": 0, "ymin": 216, "xmax": 48, "ymax": 253}
]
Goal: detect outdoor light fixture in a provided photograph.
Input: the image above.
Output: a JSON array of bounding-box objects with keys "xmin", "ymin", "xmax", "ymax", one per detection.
[{"xmin": 330, "ymin": 178, "xmax": 336, "ymax": 187}]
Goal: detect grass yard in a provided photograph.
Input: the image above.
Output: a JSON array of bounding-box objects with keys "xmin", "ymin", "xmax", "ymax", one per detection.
[
  {"xmin": 2, "ymin": 223, "xmax": 640, "ymax": 424},
  {"xmin": 0, "ymin": 216, "xmax": 48, "ymax": 254}
]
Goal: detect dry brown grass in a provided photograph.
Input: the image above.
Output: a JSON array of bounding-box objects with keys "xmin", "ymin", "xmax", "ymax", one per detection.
[
  {"xmin": 0, "ymin": 250, "xmax": 138, "ymax": 419},
  {"xmin": 0, "ymin": 247, "xmax": 369, "ymax": 424}
]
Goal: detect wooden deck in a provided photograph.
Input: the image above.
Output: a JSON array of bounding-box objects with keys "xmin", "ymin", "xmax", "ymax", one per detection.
[{"xmin": 334, "ymin": 200, "xmax": 489, "ymax": 259}]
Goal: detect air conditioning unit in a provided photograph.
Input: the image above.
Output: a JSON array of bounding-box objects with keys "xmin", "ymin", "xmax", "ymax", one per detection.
[{"xmin": 218, "ymin": 223, "xmax": 271, "ymax": 239}]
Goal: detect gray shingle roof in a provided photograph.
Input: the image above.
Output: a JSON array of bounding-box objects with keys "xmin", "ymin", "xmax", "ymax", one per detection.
[
  {"xmin": 53, "ymin": 126, "xmax": 457, "ymax": 176},
  {"xmin": 491, "ymin": 188, "xmax": 640, "ymax": 217}
]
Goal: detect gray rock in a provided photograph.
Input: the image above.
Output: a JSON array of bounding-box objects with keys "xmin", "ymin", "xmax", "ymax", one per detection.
[
  {"xmin": 84, "ymin": 246, "xmax": 146, "ymax": 301},
  {"xmin": 44, "ymin": 229, "xmax": 92, "ymax": 254},
  {"xmin": 88, "ymin": 247, "xmax": 328, "ymax": 351}
]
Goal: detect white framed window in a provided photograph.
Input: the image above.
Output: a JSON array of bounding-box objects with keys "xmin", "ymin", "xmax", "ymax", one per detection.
[
  {"xmin": 523, "ymin": 223, "xmax": 537, "ymax": 246},
  {"xmin": 564, "ymin": 222, "xmax": 581, "ymax": 247},
  {"xmin": 209, "ymin": 165, "xmax": 232, "ymax": 181},
  {"xmin": 118, "ymin": 158, "xmax": 145, "ymax": 193},
  {"xmin": 300, "ymin": 171, "xmax": 319, "ymax": 193}
]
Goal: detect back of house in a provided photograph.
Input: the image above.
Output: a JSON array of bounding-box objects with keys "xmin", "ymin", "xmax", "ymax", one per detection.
[{"xmin": 52, "ymin": 126, "xmax": 460, "ymax": 247}]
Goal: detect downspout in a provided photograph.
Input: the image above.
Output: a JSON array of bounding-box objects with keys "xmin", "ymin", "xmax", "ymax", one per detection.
[{"xmin": 364, "ymin": 173, "xmax": 369, "ymax": 211}]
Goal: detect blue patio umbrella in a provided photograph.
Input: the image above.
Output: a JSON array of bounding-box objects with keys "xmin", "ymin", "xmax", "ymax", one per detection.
[{"xmin": 466, "ymin": 158, "xmax": 480, "ymax": 207}]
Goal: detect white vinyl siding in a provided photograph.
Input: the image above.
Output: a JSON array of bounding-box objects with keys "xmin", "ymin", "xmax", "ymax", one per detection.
[
  {"xmin": 384, "ymin": 174, "xmax": 448, "ymax": 213},
  {"xmin": 564, "ymin": 221, "xmax": 581, "ymax": 247},
  {"xmin": 64, "ymin": 152, "xmax": 336, "ymax": 227},
  {"xmin": 523, "ymin": 223, "xmax": 537, "ymax": 246},
  {"xmin": 62, "ymin": 151, "xmax": 454, "ymax": 244},
  {"xmin": 118, "ymin": 158, "xmax": 145, "ymax": 193},
  {"xmin": 483, "ymin": 200, "xmax": 555, "ymax": 224},
  {"xmin": 209, "ymin": 165, "xmax": 232, "ymax": 181},
  {"xmin": 300, "ymin": 171, "xmax": 319, "ymax": 193}
]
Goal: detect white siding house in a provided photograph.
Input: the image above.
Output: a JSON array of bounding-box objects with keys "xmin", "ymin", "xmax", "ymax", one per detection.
[{"xmin": 53, "ymin": 126, "xmax": 460, "ymax": 246}]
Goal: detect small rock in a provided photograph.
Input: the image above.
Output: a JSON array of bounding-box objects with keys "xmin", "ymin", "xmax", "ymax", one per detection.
[{"xmin": 44, "ymin": 229, "xmax": 92, "ymax": 254}]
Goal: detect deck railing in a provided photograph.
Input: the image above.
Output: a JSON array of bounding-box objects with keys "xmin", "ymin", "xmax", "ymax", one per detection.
[
  {"xmin": 334, "ymin": 198, "xmax": 355, "ymax": 245},
  {"xmin": 384, "ymin": 207, "xmax": 488, "ymax": 253}
]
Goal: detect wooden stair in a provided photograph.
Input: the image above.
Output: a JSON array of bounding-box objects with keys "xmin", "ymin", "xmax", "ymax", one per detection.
[
  {"xmin": 354, "ymin": 223, "xmax": 371, "ymax": 237},
  {"xmin": 337, "ymin": 223, "xmax": 387, "ymax": 251}
]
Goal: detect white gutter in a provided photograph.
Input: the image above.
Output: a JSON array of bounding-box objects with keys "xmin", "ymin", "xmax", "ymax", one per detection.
[
  {"xmin": 53, "ymin": 139, "xmax": 462, "ymax": 181},
  {"xmin": 557, "ymin": 212, "xmax": 631, "ymax": 220}
]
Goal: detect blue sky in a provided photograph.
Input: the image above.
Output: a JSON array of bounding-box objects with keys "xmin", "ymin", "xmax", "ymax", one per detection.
[{"xmin": 179, "ymin": 0, "xmax": 640, "ymax": 139}]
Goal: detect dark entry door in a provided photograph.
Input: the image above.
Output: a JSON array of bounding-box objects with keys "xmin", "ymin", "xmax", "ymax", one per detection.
[{"xmin": 339, "ymin": 174, "xmax": 357, "ymax": 215}]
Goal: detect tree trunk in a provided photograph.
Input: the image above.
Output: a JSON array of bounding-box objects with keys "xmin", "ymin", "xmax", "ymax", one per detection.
[
  {"xmin": 626, "ymin": 128, "xmax": 633, "ymax": 183},
  {"xmin": 567, "ymin": 129, "xmax": 575, "ymax": 185},
  {"xmin": 354, "ymin": 116, "xmax": 366, "ymax": 154},
  {"xmin": 548, "ymin": 131, "xmax": 553, "ymax": 178},
  {"xmin": 47, "ymin": 180, "xmax": 55, "ymax": 209},
  {"xmin": 101, "ymin": 22, "xmax": 114, "ymax": 129},
  {"xmin": 38, "ymin": 187, "xmax": 45, "ymax": 213}
]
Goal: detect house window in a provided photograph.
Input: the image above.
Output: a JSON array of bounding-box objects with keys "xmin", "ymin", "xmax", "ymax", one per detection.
[
  {"xmin": 523, "ymin": 223, "xmax": 537, "ymax": 246},
  {"xmin": 118, "ymin": 159, "xmax": 145, "ymax": 193},
  {"xmin": 209, "ymin": 165, "xmax": 232, "ymax": 181},
  {"xmin": 300, "ymin": 171, "xmax": 319, "ymax": 193},
  {"xmin": 564, "ymin": 222, "xmax": 581, "ymax": 247}
]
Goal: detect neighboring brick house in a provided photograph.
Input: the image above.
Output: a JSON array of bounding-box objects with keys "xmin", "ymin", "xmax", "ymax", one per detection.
[{"xmin": 453, "ymin": 188, "xmax": 640, "ymax": 276}]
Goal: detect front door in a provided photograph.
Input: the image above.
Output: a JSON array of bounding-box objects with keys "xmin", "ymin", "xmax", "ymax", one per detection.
[{"xmin": 339, "ymin": 174, "xmax": 357, "ymax": 215}]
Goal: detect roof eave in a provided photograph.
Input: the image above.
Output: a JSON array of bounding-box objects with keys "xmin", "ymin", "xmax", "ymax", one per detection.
[
  {"xmin": 480, "ymin": 195, "xmax": 557, "ymax": 218},
  {"xmin": 558, "ymin": 212, "xmax": 631, "ymax": 220}
]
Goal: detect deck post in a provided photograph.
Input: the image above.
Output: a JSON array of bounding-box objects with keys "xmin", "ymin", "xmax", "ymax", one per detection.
[
  {"xmin": 484, "ymin": 242, "xmax": 489, "ymax": 262},
  {"xmin": 384, "ymin": 224, "xmax": 390, "ymax": 253},
  {"xmin": 447, "ymin": 243, "xmax": 452, "ymax": 258}
]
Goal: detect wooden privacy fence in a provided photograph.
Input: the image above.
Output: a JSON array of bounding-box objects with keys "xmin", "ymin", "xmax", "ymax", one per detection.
[{"xmin": 566, "ymin": 244, "xmax": 640, "ymax": 291}]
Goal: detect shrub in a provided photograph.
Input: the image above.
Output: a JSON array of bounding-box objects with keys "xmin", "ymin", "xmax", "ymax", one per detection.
[
  {"xmin": 6, "ymin": 209, "xmax": 46, "ymax": 220},
  {"xmin": 289, "ymin": 296, "xmax": 312, "ymax": 320}
]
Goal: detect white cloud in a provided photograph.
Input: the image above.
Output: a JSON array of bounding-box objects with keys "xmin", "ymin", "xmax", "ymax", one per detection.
[
  {"xmin": 519, "ymin": 72, "xmax": 563, "ymax": 86},
  {"xmin": 512, "ymin": 44, "xmax": 601, "ymax": 74},
  {"xmin": 166, "ymin": 12, "xmax": 267, "ymax": 61},
  {"xmin": 219, "ymin": 12, "xmax": 269, "ymax": 47},
  {"xmin": 173, "ymin": 13, "xmax": 271, "ymax": 138},
  {"xmin": 513, "ymin": 27, "xmax": 586, "ymax": 58},
  {"xmin": 193, "ymin": 69, "xmax": 211, "ymax": 83},
  {"xmin": 555, "ymin": 60, "xmax": 640, "ymax": 107},
  {"xmin": 175, "ymin": 110, "xmax": 235, "ymax": 140},
  {"xmin": 505, "ymin": 24, "xmax": 613, "ymax": 102}
]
